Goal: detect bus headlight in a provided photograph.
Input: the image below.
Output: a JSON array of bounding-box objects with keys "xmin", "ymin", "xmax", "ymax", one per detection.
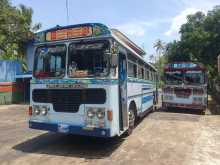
[
  {"xmin": 87, "ymin": 108, "xmax": 95, "ymax": 118},
  {"xmin": 33, "ymin": 105, "xmax": 49, "ymax": 116},
  {"xmin": 96, "ymin": 108, "xmax": 105, "ymax": 119},
  {"xmin": 85, "ymin": 107, "xmax": 106, "ymax": 128},
  {"xmin": 33, "ymin": 106, "xmax": 40, "ymax": 115},
  {"xmin": 41, "ymin": 106, "xmax": 48, "ymax": 115}
]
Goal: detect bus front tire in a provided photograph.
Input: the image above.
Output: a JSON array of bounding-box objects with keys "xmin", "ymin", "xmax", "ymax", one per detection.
[{"xmin": 126, "ymin": 108, "xmax": 135, "ymax": 136}]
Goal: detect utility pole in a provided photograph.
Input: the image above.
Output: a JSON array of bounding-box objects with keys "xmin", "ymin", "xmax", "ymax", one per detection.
[{"xmin": 66, "ymin": 0, "xmax": 69, "ymax": 25}]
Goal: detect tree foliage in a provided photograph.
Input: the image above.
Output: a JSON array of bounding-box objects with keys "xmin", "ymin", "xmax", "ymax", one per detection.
[
  {"xmin": 154, "ymin": 39, "xmax": 165, "ymax": 56},
  {"xmin": 165, "ymin": 6, "xmax": 220, "ymax": 78},
  {"xmin": 0, "ymin": 0, "xmax": 41, "ymax": 69},
  {"xmin": 153, "ymin": 39, "xmax": 167, "ymax": 87}
]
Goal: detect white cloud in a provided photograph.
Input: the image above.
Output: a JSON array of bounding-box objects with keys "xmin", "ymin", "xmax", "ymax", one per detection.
[
  {"xmin": 165, "ymin": 8, "xmax": 199, "ymax": 37},
  {"xmin": 165, "ymin": 0, "xmax": 220, "ymax": 37},
  {"xmin": 115, "ymin": 22, "xmax": 146, "ymax": 37},
  {"xmin": 114, "ymin": 19, "xmax": 170, "ymax": 37},
  {"xmin": 180, "ymin": 0, "xmax": 220, "ymax": 10}
]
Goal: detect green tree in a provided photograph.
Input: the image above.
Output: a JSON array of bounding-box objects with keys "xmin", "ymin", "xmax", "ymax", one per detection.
[
  {"xmin": 153, "ymin": 39, "xmax": 167, "ymax": 87},
  {"xmin": 165, "ymin": 5, "xmax": 220, "ymax": 79},
  {"xmin": 0, "ymin": 0, "xmax": 41, "ymax": 69},
  {"xmin": 154, "ymin": 39, "xmax": 165, "ymax": 59},
  {"xmin": 165, "ymin": 40, "xmax": 191, "ymax": 62}
]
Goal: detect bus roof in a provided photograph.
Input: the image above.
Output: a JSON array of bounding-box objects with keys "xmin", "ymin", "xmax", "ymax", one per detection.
[
  {"xmin": 33, "ymin": 23, "xmax": 156, "ymax": 71},
  {"xmin": 111, "ymin": 29, "xmax": 145, "ymax": 56}
]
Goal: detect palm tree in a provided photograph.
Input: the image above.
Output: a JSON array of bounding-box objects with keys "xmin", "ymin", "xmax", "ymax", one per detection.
[
  {"xmin": 149, "ymin": 54, "xmax": 155, "ymax": 63},
  {"xmin": 153, "ymin": 39, "xmax": 165, "ymax": 58}
]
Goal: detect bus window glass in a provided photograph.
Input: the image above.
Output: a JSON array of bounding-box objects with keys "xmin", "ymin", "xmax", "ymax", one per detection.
[
  {"xmin": 165, "ymin": 72, "xmax": 183, "ymax": 84},
  {"xmin": 185, "ymin": 72, "xmax": 205, "ymax": 85},
  {"xmin": 152, "ymin": 72, "xmax": 155, "ymax": 82},
  {"xmin": 141, "ymin": 68, "xmax": 144, "ymax": 79},
  {"xmin": 138, "ymin": 66, "xmax": 144, "ymax": 79},
  {"xmin": 128, "ymin": 62, "xmax": 137, "ymax": 78},
  {"xmin": 34, "ymin": 45, "xmax": 66, "ymax": 78},
  {"xmin": 68, "ymin": 41, "xmax": 110, "ymax": 77},
  {"xmin": 145, "ymin": 70, "xmax": 149, "ymax": 80}
]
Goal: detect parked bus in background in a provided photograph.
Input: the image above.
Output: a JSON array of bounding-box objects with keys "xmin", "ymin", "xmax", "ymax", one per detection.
[
  {"xmin": 162, "ymin": 62, "xmax": 208, "ymax": 114},
  {"xmin": 28, "ymin": 23, "xmax": 158, "ymax": 137}
]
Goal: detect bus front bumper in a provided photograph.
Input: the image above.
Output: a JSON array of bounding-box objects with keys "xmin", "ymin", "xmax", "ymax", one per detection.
[{"xmin": 29, "ymin": 121, "xmax": 111, "ymax": 138}]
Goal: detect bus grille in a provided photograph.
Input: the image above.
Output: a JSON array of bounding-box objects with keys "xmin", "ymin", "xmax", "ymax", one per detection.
[
  {"xmin": 174, "ymin": 88, "xmax": 192, "ymax": 98},
  {"xmin": 32, "ymin": 89, "xmax": 106, "ymax": 112}
]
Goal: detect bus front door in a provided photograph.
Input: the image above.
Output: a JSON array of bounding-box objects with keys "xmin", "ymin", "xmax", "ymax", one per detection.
[{"xmin": 118, "ymin": 53, "xmax": 128, "ymax": 131}]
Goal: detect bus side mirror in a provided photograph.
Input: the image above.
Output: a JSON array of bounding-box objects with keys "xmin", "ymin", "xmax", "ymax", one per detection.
[{"xmin": 111, "ymin": 54, "xmax": 118, "ymax": 68}]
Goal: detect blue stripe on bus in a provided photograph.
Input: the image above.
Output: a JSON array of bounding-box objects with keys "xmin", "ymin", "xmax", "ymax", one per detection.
[
  {"xmin": 142, "ymin": 87, "xmax": 152, "ymax": 90},
  {"xmin": 142, "ymin": 95, "xmax": 153, "ymax": 104},
  {"xmin": 29, "ymin": 121, "xmax": 111, "ymax": 137},
  {"xmin": 128, "ymin": 78, "xmax": 154, "ymax": 84},
  {"xmin": 31, "ymin": 79, "xmax": 155, "ymax": 85},
  {"xmin": 31, "ymin": 79, "xmax": 119, "ymax": 85}
]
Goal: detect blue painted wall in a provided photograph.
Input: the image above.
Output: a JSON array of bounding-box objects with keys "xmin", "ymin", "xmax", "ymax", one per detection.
[
  {"xmin": 0, "ymin": 61, "xmax": 22, "ymax": 82},
  {"xmin": 26, "ymin": 42, "xmax": 34, "ymax": 72}
]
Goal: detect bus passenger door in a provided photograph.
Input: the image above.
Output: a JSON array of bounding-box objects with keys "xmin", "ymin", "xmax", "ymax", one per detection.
[{"xmin": 118, "ymin": 53, "xmax": 128, "ymax": 131}]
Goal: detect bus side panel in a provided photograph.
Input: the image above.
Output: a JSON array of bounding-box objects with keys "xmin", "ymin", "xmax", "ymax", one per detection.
[
  {"xmin": 127, "ymin": 81, "xmax": 142, "ymax": 115},
  {"xmin": 127, "ymin": 80, "xmax": 155, "ymax": 116},
  {"xmin": 141, "ymin": 84, "xmax": 154, "ymax": 112},
  {"xmin": 108, "ymin": 84, "xmax": 121, "ymax": 136}
]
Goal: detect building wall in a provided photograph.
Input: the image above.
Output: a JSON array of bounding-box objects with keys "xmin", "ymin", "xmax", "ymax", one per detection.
[
  {"xmin": 0, "ymin": 61, "xmax": 23, "ymax": 104},
  {"xmin": 26, "ymin": 42, "xmax": 34, "ymax": 72},
  {"xmin": 0, "ymin": 82, "xmax": 23, "ymax": 104},
  {"xmin": 0, "ymin": 60, "xmax": 22, "ymax": 82}
]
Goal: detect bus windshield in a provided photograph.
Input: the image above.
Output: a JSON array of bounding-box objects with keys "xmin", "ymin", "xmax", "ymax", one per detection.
[
  {"xmin": 68, "ymin": 41, "xmax": 110, "ymax": 78},
  {"xmin": 34, "ymin": 45, "xmax": 66, "ymax": 78},
  {"xmin": 185, "ymin": 72, "xmax": 205, "ymax": 85},
  {"xmin": 164, "ymin": 72, "xmax": 183, "ymax": 85}
]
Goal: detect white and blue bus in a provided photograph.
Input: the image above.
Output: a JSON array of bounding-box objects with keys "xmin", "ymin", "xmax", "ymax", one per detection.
[{"xmin": 29, "ymin": 23, "xmax": 158, "ymax": 137}]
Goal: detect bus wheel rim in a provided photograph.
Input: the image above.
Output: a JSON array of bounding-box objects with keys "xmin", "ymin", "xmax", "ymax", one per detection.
[{"xmin": 129, "ymin": 110, "xmax": 135, "ymax": 128}]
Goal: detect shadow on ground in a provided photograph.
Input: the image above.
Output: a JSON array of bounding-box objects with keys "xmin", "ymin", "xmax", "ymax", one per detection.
[
  {"xmin": 13, "ymin": 133, "xmax": 124, "ymax": 159},
  {"xmin": 162, "ymin": 107, "xmax": 204, "ymax": 115},
  {"xmin": 207, "ymin": 96, "xmax": 220, "ymax": 115}
]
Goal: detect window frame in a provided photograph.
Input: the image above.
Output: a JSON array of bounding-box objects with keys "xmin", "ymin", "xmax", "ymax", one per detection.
[
  {"xmin": 67, "ymin": 40, "xmax": 111, "ymax": 78},
  {"xmin": 33, "ymin": 44, "xmax": 67, "ymax": 79}
]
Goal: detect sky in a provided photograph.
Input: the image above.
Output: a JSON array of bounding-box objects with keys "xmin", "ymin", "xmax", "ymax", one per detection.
[{"xmin": 12, "ymin": 0, "xmax": 220, "ymax": 60}]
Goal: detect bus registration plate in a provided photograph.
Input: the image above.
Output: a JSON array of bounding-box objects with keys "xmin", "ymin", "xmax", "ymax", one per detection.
[{"xmin": 58, "ymin": 124, "xmax": 69, "ymax": 133}]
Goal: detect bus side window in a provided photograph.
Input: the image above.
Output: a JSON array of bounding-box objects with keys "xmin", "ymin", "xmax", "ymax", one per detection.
[
  {"xmin": 153, "ymin": 72, "xmax": 155, "ymax": 82},
  {"xmin": 150, "ymin": 71, "xmax": 153, "ymax": 81},
  {"xmin": 128, "ymin": 61, "xmax": 137, "ymax": 78},
  {"xmin": 133, "ymin": 64, "xmax": 137, "ymax": 78},
  {"xmin": 145, "ymin": 70, "xmax": 149, "ymax": 80},
  {"xmin": 138, "ymin": 66, "xmax": 144, "ymax": 79},
  {"xmin": 141, "ymin": 68, "xmax": 144, "ymax": 80}
]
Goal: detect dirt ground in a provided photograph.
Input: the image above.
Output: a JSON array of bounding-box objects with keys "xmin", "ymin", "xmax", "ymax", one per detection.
[{"xmin": 0, "ymin": 96, "xmax": 220, "ymax": 165}]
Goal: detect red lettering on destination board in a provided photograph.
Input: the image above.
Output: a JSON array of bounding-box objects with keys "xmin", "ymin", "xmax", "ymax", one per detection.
[{"xmin": 46, "ymin": 26, "xmax": 92, "ymax": 41}]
